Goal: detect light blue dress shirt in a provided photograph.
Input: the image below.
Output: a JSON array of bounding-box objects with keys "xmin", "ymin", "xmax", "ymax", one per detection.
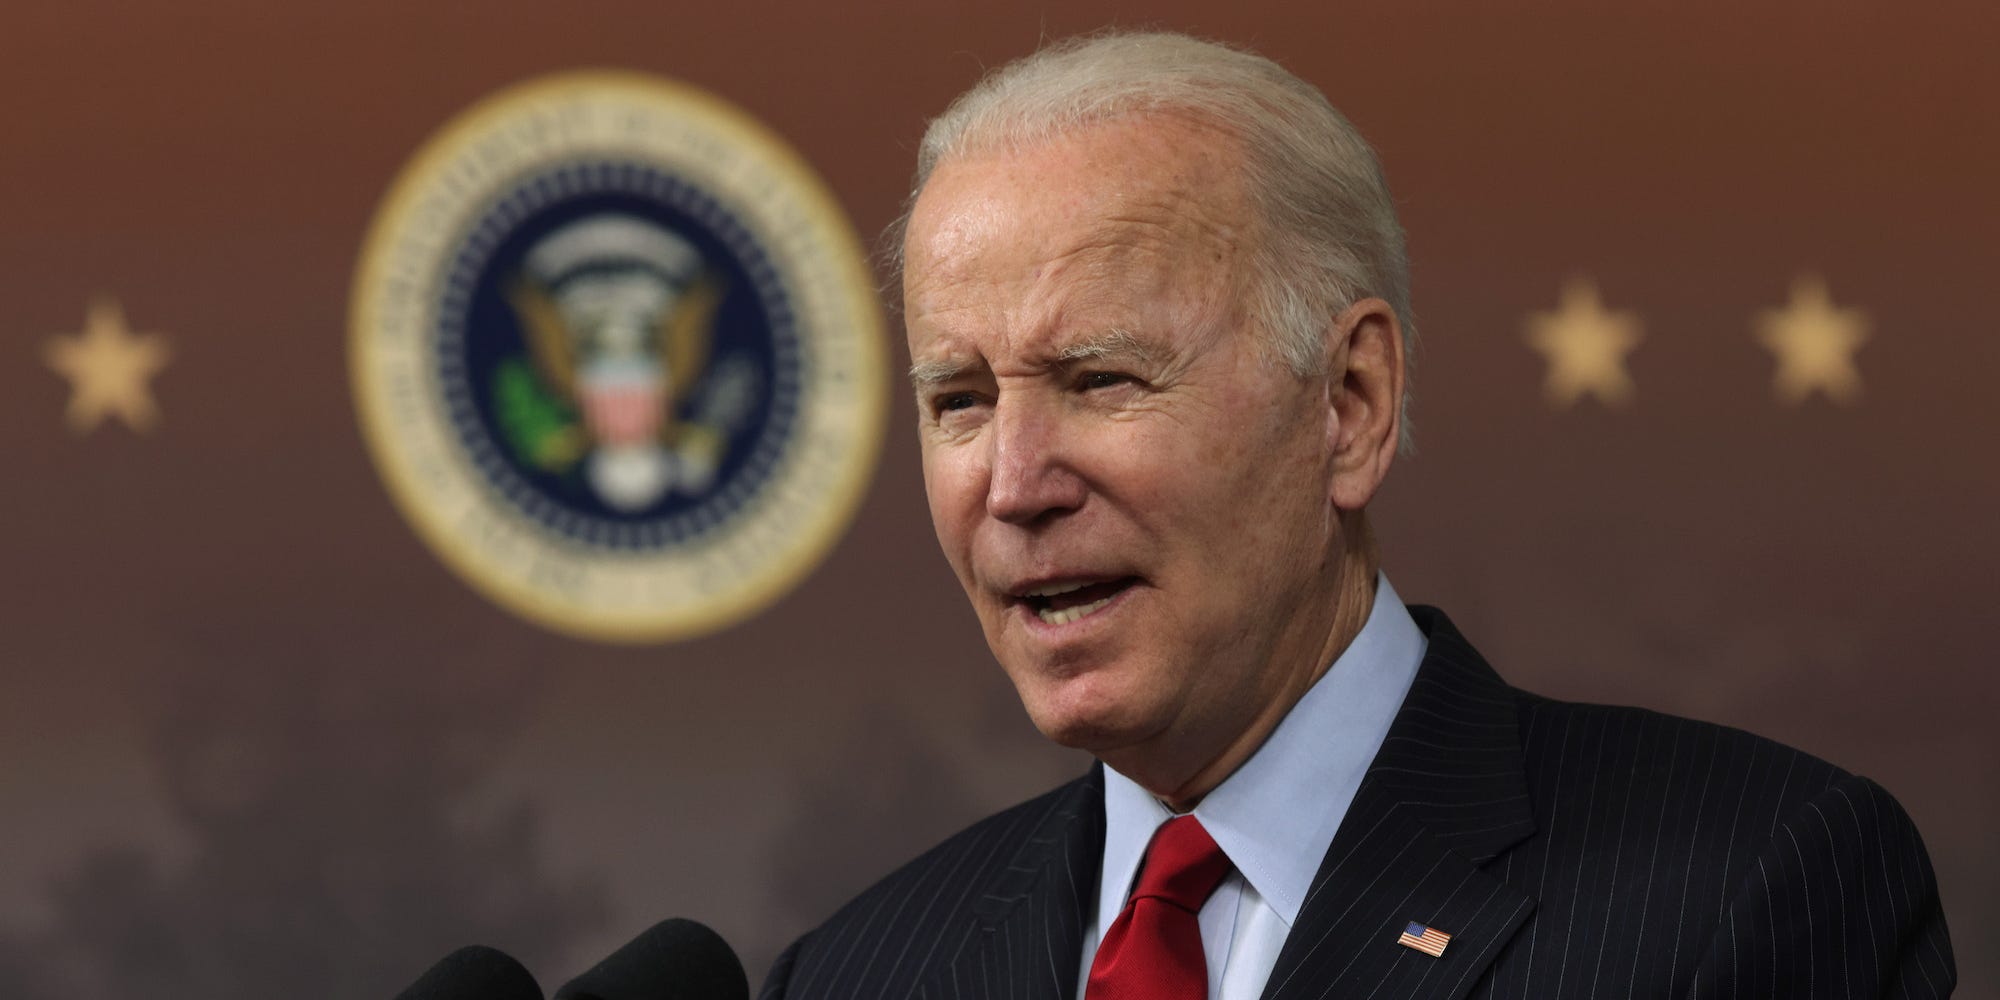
[{"xmin": 1077, "ymin": 574, "xmax": 1427, "ymax": 1000}]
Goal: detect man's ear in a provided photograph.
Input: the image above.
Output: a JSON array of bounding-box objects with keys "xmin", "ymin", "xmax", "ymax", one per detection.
[{"xmin": 1323, "ymin": 296, "xmax": 1405, "ymax": 512}]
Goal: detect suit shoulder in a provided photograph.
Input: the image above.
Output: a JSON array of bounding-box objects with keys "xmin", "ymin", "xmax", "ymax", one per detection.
[
  {"xmin": 1510, "ymin": 693, "xmax": 1859, "ymax": 824},
  {"xmin": 820, "ymin": 773, "xmax": 1090, "ymax": 930},
  {"xmin": 768, "ymin": 773, "xmax": 1095, "ymax": 998},
  {"xmin": 1491, "ymin": 694, "xmax": 1956, "ymax": 992}
]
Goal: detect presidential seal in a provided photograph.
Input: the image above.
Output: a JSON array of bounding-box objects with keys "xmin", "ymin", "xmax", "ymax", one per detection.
[{"xmin": 350, "ymin": 72, "xmax": 887, "ymax": 643}]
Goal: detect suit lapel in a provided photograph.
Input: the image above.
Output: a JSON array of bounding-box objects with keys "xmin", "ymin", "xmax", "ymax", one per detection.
[
  {"xmin": 927, "ymin": 609, "xmax": 1535, "ymax": 1000},
  {"xmin": 928, "ymin": 766, "xmax": 1105, "ymax": 1000},
  {"xmin": 1262, "ymin": 607, "xmax": 1538, "ymax": 1000}
]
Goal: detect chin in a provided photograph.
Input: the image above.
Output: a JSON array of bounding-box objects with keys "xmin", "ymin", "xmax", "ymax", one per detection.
[
  {"xmin": 1016, "ymin": 674, "xmax": 1162, "ymax": 755},
  {"xmin": 1027, "ymin": 712, "xmax": 1119, "ymax": 751}
]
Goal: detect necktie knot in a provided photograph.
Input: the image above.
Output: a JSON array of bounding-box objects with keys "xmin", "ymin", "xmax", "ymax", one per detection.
[
  {"xmin": 1085, "ymin": 815, "xmax": 1233, "ymax": 1000},
  {"xmin": 1131, "ymin": 816, "xmax": 1232, "ymax": 913}
]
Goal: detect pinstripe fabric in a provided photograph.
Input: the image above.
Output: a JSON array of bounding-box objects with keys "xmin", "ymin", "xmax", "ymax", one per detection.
[
  {"xmin": 762, "ymin": 607, "xmax": 1956, "ymax": 999},
  {"xmin": 763, "ymin": 769, "xmax": 1102, "ymax": 1000}
]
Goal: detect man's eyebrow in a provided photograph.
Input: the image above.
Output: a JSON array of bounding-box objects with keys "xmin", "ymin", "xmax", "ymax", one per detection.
[
  {"xmin": 908, "ymin": 358, "xmax": 976, "ymax": 390},
  {"xmin": 1056, "ymin": 329, "xmax": 1155, "ymax": 365},
  {"xmin": 907, "ymin": 330, "xmax": 1156, "ymax": 390}
]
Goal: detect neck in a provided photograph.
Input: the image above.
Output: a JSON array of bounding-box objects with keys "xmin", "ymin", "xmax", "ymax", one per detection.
[{"xmin": 1117, "ymin": 514, "xmax": 1382, "ymax": 811}]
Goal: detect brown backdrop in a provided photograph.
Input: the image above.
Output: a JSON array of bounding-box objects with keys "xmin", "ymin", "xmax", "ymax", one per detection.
[{"xmin": 2, "ymin": 2, "xmax": 1993, "ymax": 996}]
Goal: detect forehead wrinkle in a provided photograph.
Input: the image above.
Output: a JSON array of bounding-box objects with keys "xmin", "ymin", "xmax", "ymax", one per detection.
[
  {"xmin": 1051, "ymin": 207, "xmax": 1237, "ymax": 281},
  {"xmin": 1038, "ymin": 202, "xmax": 1243, "ymax": 328},
  {"xmin": 903, "ymin": 117, "xmax": 1251, "ymax": 394}
]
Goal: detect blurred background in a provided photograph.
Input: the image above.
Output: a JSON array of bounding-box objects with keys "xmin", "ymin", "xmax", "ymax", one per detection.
[{"xmin": 2, "ymin": 1, "xmax": 1993, "ymax": 996}]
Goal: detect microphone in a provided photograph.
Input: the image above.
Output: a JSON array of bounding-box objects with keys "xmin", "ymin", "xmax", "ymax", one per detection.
[
  {"xmin": 554, "ymin": 918, "xmax": 748, "ymax": 1000},
  {"xmin": 394, "ymin": 944, "xmax": 544, "ymax": 1000}
]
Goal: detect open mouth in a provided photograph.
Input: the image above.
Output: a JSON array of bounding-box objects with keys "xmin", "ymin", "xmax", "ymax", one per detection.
[{"xmin": 1016, "ymin": 577, "xmax": 1140, "ymax": 626}]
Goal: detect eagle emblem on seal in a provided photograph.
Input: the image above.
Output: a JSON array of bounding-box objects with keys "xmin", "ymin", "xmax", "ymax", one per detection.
[{"xmin": 497, "ymin": 214, "xmax": 759, "ymax": 512}]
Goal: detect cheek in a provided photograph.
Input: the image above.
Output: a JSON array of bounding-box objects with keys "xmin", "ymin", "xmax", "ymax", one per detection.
[
  {"xmin": 1080, "ymin": 419, "xmax": 1196, "ymax": 496},
  {"xmin": 921, "ymin": 450, "xmax": 982, "ymax": 559},
  {"xmin": 1184, "ymin": 410, "xmax": 1324, "ymax": 562},
  {"xmin": 1103, "ymin": 419, "xmax": 1246, "ymax": 532}
]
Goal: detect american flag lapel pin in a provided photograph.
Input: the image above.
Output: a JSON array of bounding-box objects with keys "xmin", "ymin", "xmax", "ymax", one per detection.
[{"xmin": 1397, "ymin": 920, "xmax": 1452, "ymax": 957}]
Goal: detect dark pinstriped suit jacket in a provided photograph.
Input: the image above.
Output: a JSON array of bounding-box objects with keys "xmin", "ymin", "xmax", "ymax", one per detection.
[{"xmin": 762, "ymin": 607, "xmax": 1956, "ymax": 999}]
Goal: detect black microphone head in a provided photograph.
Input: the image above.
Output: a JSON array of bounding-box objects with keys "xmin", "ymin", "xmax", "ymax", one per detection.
[
  {"xmin": 554, "ymin": 918, "xmax": 747, "ymax": 1000},
  {"xmin": 395, "ymin": 944, "xmax": 543, "ymax": 1000}
]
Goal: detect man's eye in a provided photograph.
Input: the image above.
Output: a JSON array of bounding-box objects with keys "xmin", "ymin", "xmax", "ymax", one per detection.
[
  {"xmin": 936, "ymin": 392, "xmax": 979, "ymax": 413},
  {"xmin": 1079, "ymin": 371, "xmax": 1131, "ymax": 390}
]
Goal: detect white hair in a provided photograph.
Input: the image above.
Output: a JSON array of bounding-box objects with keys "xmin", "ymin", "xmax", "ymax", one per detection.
[{"xmin": 899, "ymin": 30, "xmax": 1417, "ymax": 452}]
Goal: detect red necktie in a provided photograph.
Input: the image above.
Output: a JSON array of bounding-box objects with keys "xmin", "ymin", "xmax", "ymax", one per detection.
[{"xmin": 1085, "ymin": 815, "xmax": 1234, "ymax": 1000}]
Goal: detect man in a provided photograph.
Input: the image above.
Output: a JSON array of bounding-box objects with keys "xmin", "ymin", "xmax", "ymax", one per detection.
[{"xmin": 763, "ymin": 31, "xmax": 1954, "ymax": 999}]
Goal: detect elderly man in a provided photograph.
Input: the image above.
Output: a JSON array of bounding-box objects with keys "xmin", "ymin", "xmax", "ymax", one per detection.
[{"xmin": 763, "ymin": 31, "xmax": 1954, "ymax": 1000}]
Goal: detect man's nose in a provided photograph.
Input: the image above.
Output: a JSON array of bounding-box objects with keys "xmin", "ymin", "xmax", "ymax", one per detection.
[{"xmin": 984, "ymin": 401, "xmax": 1086, "ymax": 525}]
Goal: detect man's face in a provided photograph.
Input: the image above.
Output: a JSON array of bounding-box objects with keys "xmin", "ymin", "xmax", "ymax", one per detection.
[{"xmin": 903, "ymin": 116, "xmax": 1345, "ymax": 767}]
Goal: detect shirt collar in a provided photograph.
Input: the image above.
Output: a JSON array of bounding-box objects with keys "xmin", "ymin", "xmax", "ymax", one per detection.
[{"xmin": 1097, "ymin": 573, "xmax": 1427, "ymax": 930}]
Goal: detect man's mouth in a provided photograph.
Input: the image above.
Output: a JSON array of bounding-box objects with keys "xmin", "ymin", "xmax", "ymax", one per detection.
[{"xmin": 1015, "ymin": 577, "xmax": 1140, "ymax": 626}]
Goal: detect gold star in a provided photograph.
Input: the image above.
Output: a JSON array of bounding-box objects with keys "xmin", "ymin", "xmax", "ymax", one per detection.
[
  {"xmin": 1524, "ymin": 278, "xmax": 1643, "ymax": 408},
  {"xmin": 44, "ymin": 298, "xmax": 172, "ymax": 433},
  {"xmin": 1756, "ymin": 275, "xmax": 1868, "ymax": 406}
]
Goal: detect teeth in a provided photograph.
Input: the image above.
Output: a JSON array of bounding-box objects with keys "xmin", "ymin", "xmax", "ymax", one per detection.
[
  {"xmin": 1024, "ymin": 581, "xmax": 1090, "ymax": 597},
  {"xmin": 1035, "ymin": 594, "xmax": 1115, "ymax": 625}
]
